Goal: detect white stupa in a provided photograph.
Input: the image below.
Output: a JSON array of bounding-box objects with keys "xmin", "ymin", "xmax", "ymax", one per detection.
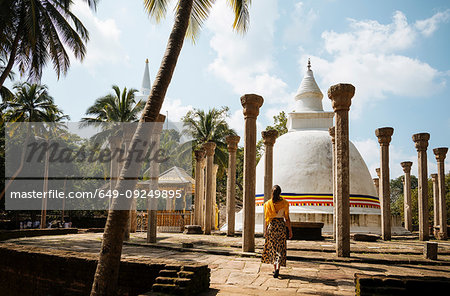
[
  {"xmin": 137, "ymin": 59, "xmax": 151, "ymax": 99},
  {"xmin": 141, "ymin": 58, "xmax": 151, "ymax": 96},
  {"xmin": 227, "ymin": 60, "xmax": 408, "ymax": 234}
]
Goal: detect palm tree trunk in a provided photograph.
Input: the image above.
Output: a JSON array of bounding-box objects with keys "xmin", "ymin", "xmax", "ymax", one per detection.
[
  {"xmin": 40, "ymin": 144, "xmax": 50, "ymax": 229},
  {"xmin": 90, "ymin": 0, "xmax": 194, "ymax": 295},
  {"xmin": 0, "ymin": 30, "xmax": 20, "ymax": 89}
]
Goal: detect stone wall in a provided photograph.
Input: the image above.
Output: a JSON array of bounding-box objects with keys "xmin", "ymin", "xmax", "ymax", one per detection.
[
  {"xmin": 0, "ymin": 228, "xmax": 78, "ymax": 241},
  {"xmin": 355, "ymin": 273, "xmax": 450, "ymax": 295},
  {"xmin": 0, "ymin": 243, "xmax": 209, "ymax": 296}
]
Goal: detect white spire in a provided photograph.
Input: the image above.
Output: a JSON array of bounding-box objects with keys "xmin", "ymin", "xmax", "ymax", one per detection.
[
  {"xmin": 141, "ymin": 59, "xmax": 151, "ymax": 96},
  {"xmin": 294, "ymin": 59, "xmax": 324, "ymax": 112}
]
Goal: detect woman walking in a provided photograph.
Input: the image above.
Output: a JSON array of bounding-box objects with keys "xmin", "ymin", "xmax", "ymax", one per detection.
[{"xmin": 261, "ymin": 185, "xmax": 293, "ymax": 278}]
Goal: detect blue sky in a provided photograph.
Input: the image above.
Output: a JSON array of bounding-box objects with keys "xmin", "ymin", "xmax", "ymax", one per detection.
[{"xmin": 5, "ymin": 0, "xmax": 450, "ymax": 178}]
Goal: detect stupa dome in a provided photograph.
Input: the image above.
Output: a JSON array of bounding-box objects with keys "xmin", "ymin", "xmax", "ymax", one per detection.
[{"xmin": 255, "ymin": 131, "xmax": 377, "ymax": 201}]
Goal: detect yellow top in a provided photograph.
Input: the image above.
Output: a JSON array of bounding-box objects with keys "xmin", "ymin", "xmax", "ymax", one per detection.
[{"xmin": 263, "ymin": 198, "xmax": 289, "ymax": 223}]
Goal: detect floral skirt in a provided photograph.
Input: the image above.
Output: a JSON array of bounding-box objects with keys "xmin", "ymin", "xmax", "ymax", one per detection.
[{"xmin": 261, "ymin": 218, "xmax": 287, "ymax": 267}]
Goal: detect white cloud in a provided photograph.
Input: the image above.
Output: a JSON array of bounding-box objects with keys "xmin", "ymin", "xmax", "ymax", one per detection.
[
  {"xmin": 282, "ymin": 1, "xmax": 318, "ymax": 44},
  {"xmin": 71, "ymin": 1, "xmax": 126, "ymax": 70},
  {"xmin": 227, "ymin": 109, "xmax": 244, "ymax": 137},
  {"xmin": 206, "ymin": 0, "xmax": 290, "ymax": 106},
  {"xmin": 415, "ymin": 9, "xmax": 450, "ymax": 36},
  {"xmin": 323, "ymin": 11, "xmax": 416, "ymax": 55},
  {"xmin": 303, "ymin": 10, "xmax": 448, "ymax": 118},
  {"xmin": 160, "ymin": 98, "xmax": 194, "ymax": 122}
]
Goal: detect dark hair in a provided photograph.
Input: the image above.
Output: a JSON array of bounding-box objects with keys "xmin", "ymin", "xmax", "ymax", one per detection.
[{"xmin": 272, "ymin": 185, "xmax": 282, "ymax": 202}]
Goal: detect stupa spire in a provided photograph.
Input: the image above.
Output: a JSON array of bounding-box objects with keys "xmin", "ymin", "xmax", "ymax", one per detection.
[
  {"xmin": 294, "ymin": 59, "xmax": 324, "ymax": 112},
  {"xmin": 141, "ymin": 58, "xmax": 151, "ymax": 96}
]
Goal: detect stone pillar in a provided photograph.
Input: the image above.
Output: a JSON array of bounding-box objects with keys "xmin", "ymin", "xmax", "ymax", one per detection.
[
  {"xmin": 328, "ymin": 83, "xmax": 355, "ymax": 257},
  {"xmin": 241, "ymin": 94, "xmax": 264, "ymax": 252},
  {"xmin": 375, "ymin": 127, "xmax": 394, "ymax": 241},
  {"xmin": 329, "ymin": 126, "xmax": 336, "ymax": 240},
  {"xmin": 109, "ymin": 135, "xmax": 122, "ymax": 209},
  {"xmin": 433, "ymin": 147, "xmax": 448, "ymax": 240},
  {"xmin": 431, "ymin": 173, "xmax": 439, "ymax": 235},
  {"xmin": 262, "ymin": 130, "xmax": 278, "ymax": 235},
  {"xmin": 412, "ymin": 133, "xmax": 430, "ymax": 241},
  {"xmin": 123, "ymin": 124, "xmax": 136, "ymax": 240},
  {"xmin": 375, "ymin": 168, "xmax": 381, "ymax": 196},
  {"xmin": 200, "ymin": 157, "xmax": 206, "ymax": 230},
  {"xmin": 194, "ymin": 149, "xmax": 206, "ymax": 226},
  {"xmin": 400, "ymin": 161, "xmax": 413, "ymax": 232},
  {"xmin": 202, "ymin": 142, "xmax": 216, "ymax": 235},
  {"xmin": 226, "ymin": 135, "xmax": 240, "ymax": 236},
  {"xmin": 211, "ymin": 164, "xmax": 219, "ymax": 229},
  {"xmin": 147, "ymin": 114, "xmax": 165, "ymax": 243},
  {"xmin": 372, "ymin": 178, "xmax": 379, "ymax": 197}
]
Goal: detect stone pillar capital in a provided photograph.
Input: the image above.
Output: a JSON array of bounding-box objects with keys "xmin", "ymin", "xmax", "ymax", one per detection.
[
  {"xmin": 241, "ymin": 94, "xmax": 264, "ymax": 119},
  {"xmin": 433, "ymin": 147, "xmax": 448, "ymax": 162},
  {"xmin": 412, "ymin": 133, "xmax": 430, "ymax": 151},
  {"xmin": 400, "ymin": 161, "xmax": 413, "ymax": 173},
  {"xmin": 225, "ymin": 135, "xmax": 240, "ymax": 152},
  {"xmin": 375, "ymin": 168, "xmax": 380, "ymax": 178},
  {"xmin": 327, "ymin": 83, "xmax": 355, "ymax": 111},
  {"xmin": 194, "ymin": 148, "xmax": 206, "ymax": 161},
  {"xmin": 375, "ymin": 127, "xmax": 394, "ymax": 145},
  {"xmin": 261, "ymin": 130, "xmax": 278, "ymax": 146},
  {"xmin": 202, "ymin": 141, "xmax": 216, "ymax": 156},
  {"xmin": 329, "ymin": 126, "xmax": 335, "ymax": 143},
  {"xmin": 373, "ymin": 178, "xmax": 379, "ymax": 186},
  {"xmin": 431, "ymin": 173, "xmax": 438, "ymax": 181}
]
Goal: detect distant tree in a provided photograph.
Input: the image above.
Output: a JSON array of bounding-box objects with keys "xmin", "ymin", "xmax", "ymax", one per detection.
[
  {"xmin": 390, "ymin": 174, "xmax": 450, "ymax": 228},
  {"xmin": 390, "ymin": 175, "xmax": 418, "ymax": 218}
]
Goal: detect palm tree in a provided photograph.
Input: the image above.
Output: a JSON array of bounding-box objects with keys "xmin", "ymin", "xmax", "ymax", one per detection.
[
  {"xmin": 39, "ymin": 110, "xmax": 70, "ymax": 229},
  {"xmin": 81, "ymin": 85, "xmax": 144, "ymax": 143},
  {"xmin": 1, "ymin": 82, "xmax": 64, "ymax": 200},
  {"xmin": 0, "ymin": 0, "xmax": 97, "ymax": 88},
  {"xmin": 182, "ymin": 107, "xmax": 237, "ymax": 170},
  {"xmin": 91, "ymin": 1, "xmax": 251, "ymax": 294}
]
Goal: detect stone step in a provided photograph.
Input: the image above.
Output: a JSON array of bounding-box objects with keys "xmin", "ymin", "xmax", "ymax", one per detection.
[
  {"xmin": 152, "ymin": 283, "xmax": 187, "ymax": 295},
  {"xmin": 174, "ymin": 278, "xmax": 192, "ymax": 287},
  {"xmin": 158, "ymin": 270, "xmax": 179, "ymax": 277},
  {"xmin": 155, "ymin": 277, "xmax": 176, "ymax": 284},
  {"xmin": 178, "ymin": 271, "xmax": 195, "ymax": 278}
]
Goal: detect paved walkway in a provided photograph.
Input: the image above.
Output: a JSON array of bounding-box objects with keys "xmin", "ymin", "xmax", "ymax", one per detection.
[{"xmin": 4, "ymin": 232, "xmax": 450, "ymax": 295}]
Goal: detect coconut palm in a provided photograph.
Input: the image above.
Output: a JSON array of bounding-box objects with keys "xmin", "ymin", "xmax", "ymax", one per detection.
[
  {"xmin": 91, "ymin": 1, "xmax": 251, "ymax": 294},
  {"xmin": 181, "ymin": 107, "xmax": 237, "ymax": 170},
  {"xmin": 1, "ymin": 82, "xmax": 65, "ymax": 200},
  {"xmin": 81, "ymin": 85, "xmax": 144, "ymax": 143},
  {"xmin": 0, "ymin": 0, "xmax": 97, "ymax": 88}
]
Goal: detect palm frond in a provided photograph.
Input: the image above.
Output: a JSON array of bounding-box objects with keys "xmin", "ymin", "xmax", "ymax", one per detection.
[
  {"xmin": 227, "ymin": 0, "xmax": 250, "ymax": 33},
  {"xmin": 143, "ymin": 0, "xmax": 172, "ymax": 23}
]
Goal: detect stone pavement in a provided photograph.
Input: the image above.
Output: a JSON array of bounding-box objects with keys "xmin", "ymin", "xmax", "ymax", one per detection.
[{"xmin": 3, "ymin": 232, "xmax": 450, "ymax": 295}]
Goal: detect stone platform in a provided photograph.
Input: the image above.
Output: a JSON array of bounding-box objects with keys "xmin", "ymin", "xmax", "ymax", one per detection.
[{"xmin": 2, "ymin": 231, "xmax": 450, "ymax": 295}]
